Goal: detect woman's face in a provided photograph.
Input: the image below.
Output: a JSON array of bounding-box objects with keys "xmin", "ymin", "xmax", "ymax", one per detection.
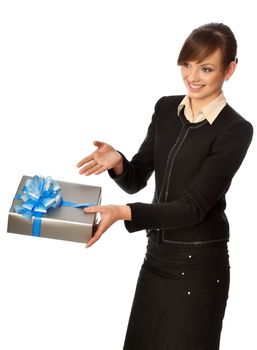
[{"xmin": 181, "ymin": 49, "xmax": 232, "ymax": 106}]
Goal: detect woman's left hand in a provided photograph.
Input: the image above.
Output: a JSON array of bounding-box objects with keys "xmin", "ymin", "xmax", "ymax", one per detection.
[{"xmin": 84, "ymin": 204, "xmax": 131, "ymax": 248}]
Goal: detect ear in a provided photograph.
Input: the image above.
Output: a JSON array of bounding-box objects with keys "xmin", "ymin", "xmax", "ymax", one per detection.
[{"xmin": 224, "ymin": 61, "xmax": 237, "ymax": 81}]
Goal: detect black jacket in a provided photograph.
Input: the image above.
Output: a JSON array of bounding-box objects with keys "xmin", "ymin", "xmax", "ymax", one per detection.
[{"xmin": 109, "ymin": 96, "xmax": 253, "ymax": 243}]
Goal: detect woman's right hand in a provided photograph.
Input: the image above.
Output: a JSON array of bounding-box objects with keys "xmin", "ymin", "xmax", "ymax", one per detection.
[{"xmin": 77, "ymin": 141, "xmax": 124, "ymax": 176}]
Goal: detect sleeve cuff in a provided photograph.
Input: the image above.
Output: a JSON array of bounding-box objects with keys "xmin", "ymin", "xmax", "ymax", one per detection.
[{"xmin": 123, "ymin": 203, "xmax": 145, "ymax": 233}]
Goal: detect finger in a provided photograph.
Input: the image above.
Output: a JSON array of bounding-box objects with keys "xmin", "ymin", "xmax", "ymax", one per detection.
[
  {"xmin": 84, "ymin": 205, "xmax": 102, "ymax": 213},
  {"xmin": 84, "ymin": 164, "xmax": 103, "ymax": 176},
  {"xmin": 86, "ymin": 233, "xmax": 101, "ymax": 248},
  {"xmin": 77, "ymin": 154, "xmax": 94, "ymax": 168},
  {"xmin": 86, "ymin": 224, "xmax": 104, "ymax": 248},
  {"xmin": 93, "ymin": 140, "xmax": 104, "ymax": 148},
  {"xmin": 93, "ymin": 166, "xmax": 107, "ymax": 175},
  {"xmin": 78, "ymin": 160, "xmax": 97, "ymax": 175}
]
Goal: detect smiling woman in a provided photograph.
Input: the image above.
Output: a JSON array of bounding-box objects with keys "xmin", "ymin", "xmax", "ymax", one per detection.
[
  {"xmin": 180, "ymin": 49, "xmax": 235, "ymax": 112},
  {"xmin": 178, "ymin": 23, "xmax": 238, "ymax": 120},
  {"xmin": 77, "ymin": 23, "xmax": 253, "ymax": 350}
]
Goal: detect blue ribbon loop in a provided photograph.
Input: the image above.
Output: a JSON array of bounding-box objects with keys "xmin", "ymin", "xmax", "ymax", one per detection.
[{"xmin": 14, "ymin": 175, "xmax": 95, "ymax": 237}]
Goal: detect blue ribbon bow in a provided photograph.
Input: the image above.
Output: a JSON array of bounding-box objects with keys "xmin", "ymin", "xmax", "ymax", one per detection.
[{"xmin": 14, "ymin": 175, "xmax": 95, "ymax": 237}]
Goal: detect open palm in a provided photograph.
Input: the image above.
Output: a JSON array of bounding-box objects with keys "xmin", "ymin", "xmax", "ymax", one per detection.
[{"xmin": 77, "ymin": 141, "xmax": 123, "ymax": 176}]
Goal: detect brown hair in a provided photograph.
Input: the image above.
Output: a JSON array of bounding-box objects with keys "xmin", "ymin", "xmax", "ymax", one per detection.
[{"xmin": 177, "ymin": 23, "xmax": 238, "ymax": 71}]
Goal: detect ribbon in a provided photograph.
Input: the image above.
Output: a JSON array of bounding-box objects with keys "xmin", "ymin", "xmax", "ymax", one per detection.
[{"xmin": 14, "ymin": 175, "xmax": 95, "ymax": 237}]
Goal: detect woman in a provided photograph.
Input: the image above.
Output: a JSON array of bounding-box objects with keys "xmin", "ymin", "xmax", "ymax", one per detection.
[{"xmin": 77, "ymin": 23, "xmax": 253, "ymax": 350}]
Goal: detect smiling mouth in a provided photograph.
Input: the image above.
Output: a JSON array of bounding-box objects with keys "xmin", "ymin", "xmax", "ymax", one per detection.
[{"xmin": 188, "ymin": 82, "xmax": 205, "ymax": 92}]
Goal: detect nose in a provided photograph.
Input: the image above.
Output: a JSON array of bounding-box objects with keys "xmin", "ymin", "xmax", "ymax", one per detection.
[{"xmin": 188, "ymin": 68, "xmax": 200, "ymax": 82}]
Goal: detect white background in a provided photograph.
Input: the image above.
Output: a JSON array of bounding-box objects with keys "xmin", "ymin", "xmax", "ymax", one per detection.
[{"xmin": 0, "ymin": 1, "xmax": 256, "ymax": 349}]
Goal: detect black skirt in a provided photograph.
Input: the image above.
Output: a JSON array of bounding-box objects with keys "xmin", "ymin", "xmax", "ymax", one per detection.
[{"xmin": 123, "ymin": 233, "xmax": 230, "ymax": 350}]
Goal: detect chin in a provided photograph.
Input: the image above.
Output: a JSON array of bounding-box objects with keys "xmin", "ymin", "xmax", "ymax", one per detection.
[{"xmin": 188, "ymin": 91, "xmax": 206, "ymax": 100}]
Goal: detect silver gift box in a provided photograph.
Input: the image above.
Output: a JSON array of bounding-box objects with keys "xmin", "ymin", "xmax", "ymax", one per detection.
[{"xmin": 7, "ymin": 175, "xmax": 102, "ymax": 243}]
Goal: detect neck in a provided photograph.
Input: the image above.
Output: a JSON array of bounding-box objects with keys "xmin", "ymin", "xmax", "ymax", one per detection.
[
  {"xmin": 189, "ymin": 92, "xmax": 222, "ymax": 117},
  {"xmin": 189, "ymin": 99, "xmax": 203, "ymax": 118}
]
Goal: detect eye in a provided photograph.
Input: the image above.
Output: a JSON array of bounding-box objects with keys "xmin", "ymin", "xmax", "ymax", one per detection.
[
  {"xmin": 201, "ymin": 67, "xmax": 213, "ymax": 73},
  {"xmin": 182, "ymin": 62, "xmax": 190, "ymax": 68}
]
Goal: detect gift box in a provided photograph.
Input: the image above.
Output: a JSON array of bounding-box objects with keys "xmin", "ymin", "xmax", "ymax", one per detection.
[{"xmin": 7, "ymin": 175, "xmax": 102, "ymax": 243}]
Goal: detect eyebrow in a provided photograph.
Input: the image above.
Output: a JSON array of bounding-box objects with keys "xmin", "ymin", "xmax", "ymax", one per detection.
[{"xmin": 199, "ymin": 62, "xmax": 216, "ymax": 67}]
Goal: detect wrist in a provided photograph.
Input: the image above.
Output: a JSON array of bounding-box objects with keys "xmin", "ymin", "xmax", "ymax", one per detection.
[
  {"xmin": 118, "ymin": 205, "xmax": 132, "ymax": 221},
  {"xmin": 113, "ymin": 152, "xmax": 124, "ymax": 176}
]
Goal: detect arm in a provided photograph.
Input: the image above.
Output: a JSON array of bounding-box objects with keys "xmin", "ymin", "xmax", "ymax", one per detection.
[
  {"xmin": 77, "ymin": 97, "xmax": 163, "ymax": 191},
  {"xmin": 108, "ymin": 97, "xmax": 164, "ymax": 194},
  {"xmin": 76, "ymin": 98, "xmax": 163, "ymax": 248},
  {"xmin": 125, "ymin": 119, "xmax": 253, "ymax": 232}
]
